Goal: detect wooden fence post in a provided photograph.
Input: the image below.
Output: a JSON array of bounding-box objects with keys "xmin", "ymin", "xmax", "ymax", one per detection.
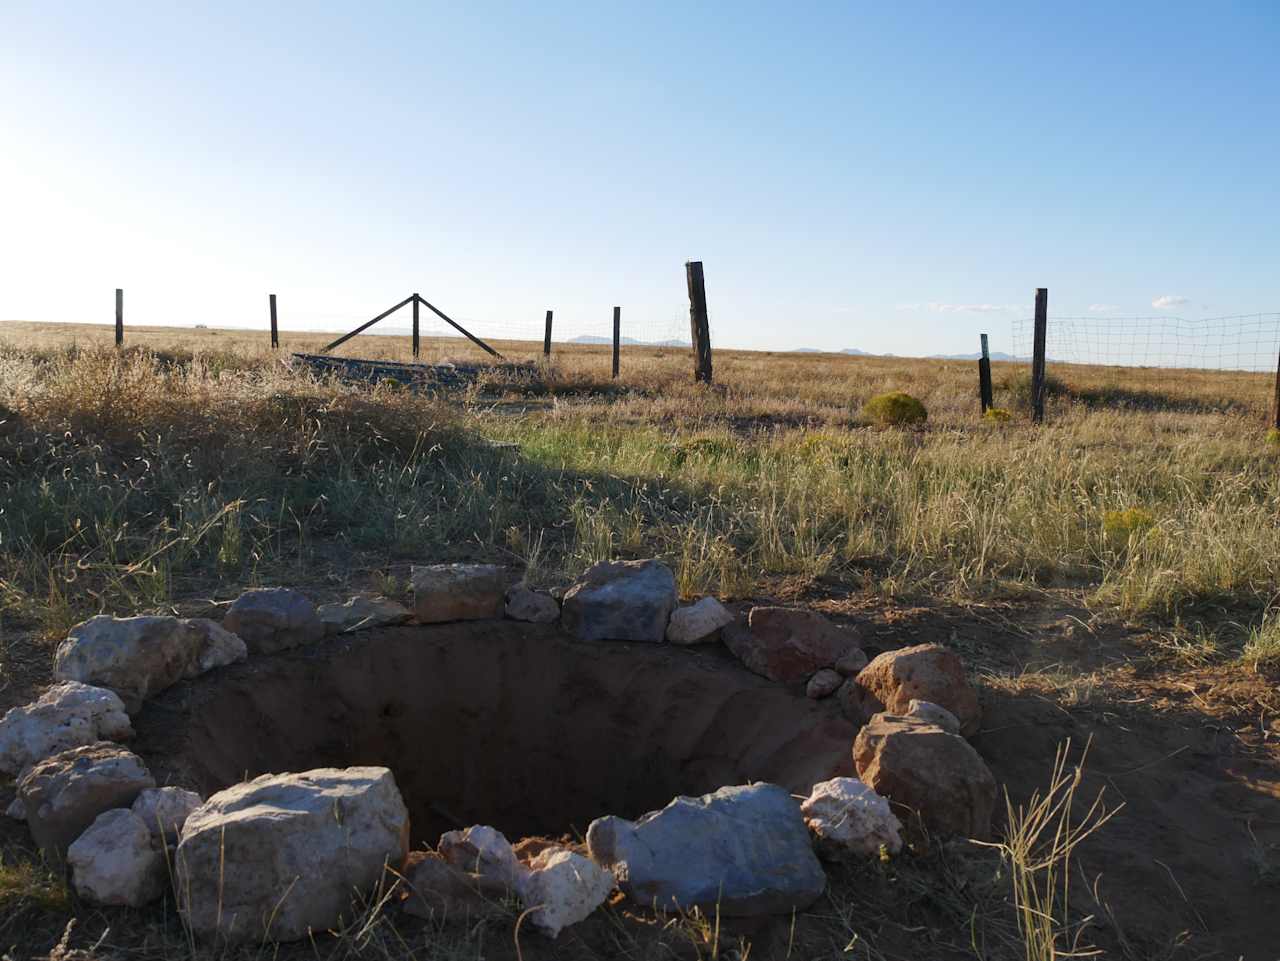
[
  {"xmin": 1272, "ymin": 341, "xmax": 1280, "ymax": 430},
  {"xmin": 612, "ymin": 306, "xmax": 621, "ymax": 379},
  {"xmin": 978, "ymin": 333, "xmax": 993, "ymax": 413},
  {"xmin": 686, "ymin": 261, "xmax": 713, "ymax": 383},
  {"xmin": 412, "ymin": 295, "xmax": 420, "ymax": 359},
  {"xmin": 1031, "ymin": 288, "xmax": 1048, "ymax": 423},
  {"xmin": 269, "ymin": 294, "xmax": 279, "ymax": 349},
  {"xmin": 543, "ymin": 310, "xmax": 553, "ymax": 358},
  {"xmin": 115, "ymin": 289, "xmax": 123, "ymax": 346}
]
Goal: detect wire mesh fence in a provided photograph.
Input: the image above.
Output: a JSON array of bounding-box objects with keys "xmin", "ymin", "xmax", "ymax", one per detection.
[{"xmin": 1010, "ymin": 313, "xmax": 1280, "ymax": 373}]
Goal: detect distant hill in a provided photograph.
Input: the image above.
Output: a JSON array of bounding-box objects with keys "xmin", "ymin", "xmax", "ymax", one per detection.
[
  {"xmin": 790, "ymin": 346, "xmax": 1018, "ymax": 360},
  {"xmin": 568, "ymin": 335, "xmax": 691, "ymax": 347}
]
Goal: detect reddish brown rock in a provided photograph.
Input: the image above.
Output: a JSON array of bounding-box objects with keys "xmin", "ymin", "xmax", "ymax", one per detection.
[
  {"xmin": 401, "ymin": 850, "xmax": 505, "ymax": 922},
  {"xmin": 852, "ymin": 713, "xmax": 996, "ymax": 839},
  {"xmin": 841, "ymin": 644, "xmax": 981, "ymax": 735},
  {"xmin": 722, "ymin": 607, "xmax": 863, "ymax": 684}
]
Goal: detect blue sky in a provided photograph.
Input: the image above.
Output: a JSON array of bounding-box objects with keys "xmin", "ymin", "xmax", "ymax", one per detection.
[{"xmin": 1, "ymin": 2, "xmax": 1277, "ymax": 354}]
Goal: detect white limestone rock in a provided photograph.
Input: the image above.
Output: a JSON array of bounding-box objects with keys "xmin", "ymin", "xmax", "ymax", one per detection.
[
  {"xmin": 53, "ymin": 616, "xmax": 247, "ymax": 713},
  {"xmin": 438, "ymin": 824, "xmax": 526, "ymax": 891},
  {"xmin": 175, "ymin": 767, "xmax": 409, "ymax": 942},
  {"xmin": 800, "ymin": 777, "xmax": 903, "ymax": 859},
  {"xmin": 132, "ymin": 786, "xmax": 203, "ymax": 844},
  {"xmin": 516, "ymin": 848, "xmax": 615, "ymax": 938},
  {"xmin": 67, "ymin": 808, "xmax": 166, "ymax": 907},
  {"xmin": 0, "ymin": 682, "xmax": 134, "ymax": 776},
  {"xmin": 665, "ymin": 597, "xmax": 735, "ymax": 645}
]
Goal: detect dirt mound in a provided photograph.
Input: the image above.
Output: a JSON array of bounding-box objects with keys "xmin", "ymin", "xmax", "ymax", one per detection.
[{"xmin": 133, "ymin": 621, "xmax": 856, "ymax": 843}]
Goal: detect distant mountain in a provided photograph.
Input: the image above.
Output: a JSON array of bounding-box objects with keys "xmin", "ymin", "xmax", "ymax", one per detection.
[
  {"xmin": 927, "ymin": 350, "xmax": 1022, "ymax": 361},
  {"xmin": 568, "ymin": 335, "xmax": 691, "ymax": 347}
]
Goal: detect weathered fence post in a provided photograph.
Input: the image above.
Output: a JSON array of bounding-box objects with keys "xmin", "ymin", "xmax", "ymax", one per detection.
[
  {"xmin": 269, "ymin": 294, "xmax": 279, "ymax": 349},
  {"xmin": 1272, "ymin": 340, "xmax": 1280, "ymax": 430},
  {"xmin": 978, "ymin": 333, "xmax": 993, "ymax": 413},
  {"xmin": 543, "ymin": 310, "xmax": 553, "ymax": 358},
  {"xmin": 612, "ymin": 306, "xmax": 621, "ymax": 379},
  {"xmin": 1031, "ymin": 288, "xmax": 1048, "ymax": 423},
  {"xmin": 412, "ymin": 295, "xmax": 420, "ymax": 359},
  {"xmin": 115, "ymin": 289, "xmax": 123, "ymax": 346},
  {"xmin": 686, "ymin": 261, "xmax": 713, "ymax": 383}
]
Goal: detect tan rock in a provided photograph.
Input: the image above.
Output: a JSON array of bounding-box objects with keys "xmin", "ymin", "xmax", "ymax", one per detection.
[
  {"xmin": 852, "ymin": 713, "xmax": 996, "ymax": 839},
  {"xmin": 504, "ymin": 586, "xmax": 560, "ymax": 623},
  {"xmin": 401, "ymin": 850, "xmax": 505, "ymax": 922},
  {"xmin": 723, "ymin": 607, "xmax": 864, "ymax": 684},
  {"xmin": 800, "ymin": 777, "xmax": 903, "ymax": 858},
  {"xmin": 843, "ymin": 644, "xmax": 981, "ymax": 735},
  {"xmin": 67, "ymin": 808, "xmax": 166, "ymax": 907},
  {"xmin": 412, "ymin": 564, "xmax": 506, "ymax": 622},
  {"xmin": 666, "ymin": 597, "xmax": 735, "ymax": 644},
  {"xmin": 317, "ymin": 595, "xmax": 411, "ymax": 634},
  {"xmin": 516, "ymin": 847, "xmax": 615, "ymax": 938},
  {"xmin": 806, "ymin": 669, "xmax": 844, "ymax": 699}
]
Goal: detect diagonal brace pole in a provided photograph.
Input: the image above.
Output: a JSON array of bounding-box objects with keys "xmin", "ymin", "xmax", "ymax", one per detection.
[
  {"xmin": 321, "ymin": 294, "xmax": 416, "ymax": 353},
  {"xmin": 414, "ymin": 295, "xmax": 503, "ymax": 358}
]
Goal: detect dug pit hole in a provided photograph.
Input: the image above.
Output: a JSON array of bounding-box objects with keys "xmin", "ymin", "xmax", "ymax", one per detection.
[{"xmin": 135, "ymin": 622, "xmax": 857, "ymax": 845}]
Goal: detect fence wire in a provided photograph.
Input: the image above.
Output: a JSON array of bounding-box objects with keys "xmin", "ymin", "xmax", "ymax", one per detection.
[{"xmin": 1010, "ymin": 313, "xmax": 1280, "ymax": 372}]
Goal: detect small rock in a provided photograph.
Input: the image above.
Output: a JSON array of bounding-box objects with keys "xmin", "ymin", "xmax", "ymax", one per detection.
[
  {"xmin": 504, "ymin": 586, "xmax": 560, "ymax": 623},
  {"xmin": 17, "ymin": 743, "xmax": 156, "ymax": 862},
  {"xmin": 401, "ymin": 850, "xmax": 505, "ymax": 922},
  {"xmin": 223, "ymin": 588, "xmax": 324, "ymax": 655},
  {"xmin": 67, "ymin": 808, "xmax": 166, "ymax": 907},
  {"xmin": 54, "ymin": 616, "xmax": 247, "ymax": 713},
  {"xmin": 722, "ymin": 607, "xmax": 864, "ymax": 684},
  {"xmin": 412, "ymin": 564, "xmax": 506, "ymax": 623},
  {"xmin": 438, "ymin": 824, "xmax": 526, "ymax": 891},
  {"xmin": 835, "ymin": 649, "xmax": 868, "ymax": 676},
  {"xmin": 843, "ymin": 644, "xmax": 981, "ymax": 735},
  {"xmin": 852, "ymin": 713, "xmax": 996, "ymax": 839},
  {"xmin": 560, "ymin": 559, "xmax": 677, "ymax": 642},
  {"xmin": 666, "ymin": 597, "xmax": 735, "ymax": 644},
  {"xmin": 800, "ymin": 777, "xmax": 903, "ymax": 858},
  {"xmin": 132, "ymin": 786, "xmax": 203, "ymax": 844},
  {"xmin": 5, "ymin": 797, "xmax": 25, "ymax": 820},
  {"xmin": 0, "ymin": 682, "xmax": 134, "ymax": 777},
  {"xmin": 906, "ymin": 699, "xmax": 961, "ymax": 735},
  {"xmin": 316, "ymin": 595, "xmax": 412, "ymax": 635},
  {"xmin": 176, "ymin": 767, "xmax": 409, "ymax": 942},
  {"xmin": 516, "ymin": 847, "xmax": 615, "ymax": 938},
  {"xmin": 806, "ymin": 669, "xmax": 843, "ymax": 699},
  {"xmin": 586, "ymin": 783, "xmax": 825, "ymax": 916}
]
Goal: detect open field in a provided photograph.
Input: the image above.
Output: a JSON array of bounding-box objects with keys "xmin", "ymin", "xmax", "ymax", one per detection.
[{"xmin": 1, "ymin": 321, "xmax": 1278, "ymax": 960}]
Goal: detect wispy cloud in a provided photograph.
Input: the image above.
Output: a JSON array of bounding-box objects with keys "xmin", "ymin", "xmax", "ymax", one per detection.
[
  {"xmin": 1152, "ymin": 294, "xmax": 1189, "ymax": 309},
  {"xmin": 896, "ymin": 302, "xmax": 1017, "ymax": 313},
  {"xmin": 1088, "ymin": 303, "xmax": 1118, "ymax": 313}
]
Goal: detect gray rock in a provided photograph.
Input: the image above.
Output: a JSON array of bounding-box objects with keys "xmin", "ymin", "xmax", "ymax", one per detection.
[
  {"xmin": 176, "ymin": 767, "xmax": 409, "ymax": 942},
  {"xmin": 316, "ymin": 595, "xmax": 412, "ymax": 635},
  {"xmin": 67, "ymin": 808, "xmax": 166, "ymax": 907},
  {"xmin": 835, "ymin": 648, "xmax": 869, "ymax": 676},
  {"xmin": 401, "ymin": 850, "xmax": 505, "ymax": 923},
  {"xmin": 504, "ymin": 586, "xmax": 560, "ymax": 623},
  {"xmin": 805, "ymin": 669, "xmax": 843, "ymax": 699},
  {"xmin": 0, "ymin": 682, "xmax": 134, "ymax": 776},
  {"xmin": 411, "ymin": 564, "xmax": 506, "ymax": 623},
  {"xmin": 666, "ymin": 597, "xmax": 735, "ymax": 644},
  {"xmin": 586, "ymin": 783, "xmax": 825, "ymax": 915},
  {"xmin": 223, "ymin": 588, "xmax": 324, "ymax": 655},
  {"xmin": 54, "ymin": 616, "xmax": 246, "ymax": 713},
  {"xmin": 800, "ymin": 777, "xmax": 903, "ymax": 859},
  {"xmin": 17, "ymin": 742, "xmax": 156, "ymax": 862},
  {"xmin": 5, "ymin": 796, "xmax": 25, "ymax": 820},
  {"xmin": 560, "ymin": 559, "xmax": 677, "ymax": 643},
  {"xmin": 132, "ymin": 786, "xmax": 203, "ymax": 844},
  {"xmin": 516, "ymin": 847, "xmax": 615, "ymax": 938}
]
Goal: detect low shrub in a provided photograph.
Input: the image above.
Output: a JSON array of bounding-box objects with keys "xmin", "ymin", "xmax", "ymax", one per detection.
[
  {"xmin": 1102, "ymin": 507, "xmax": 1155, "ymax": 545},
  {"xmin": 983, "ymin": 407, "xmax": 1012, "ymax": 424},
  {"xmin": 863, "ymin": 391, "xmax": 927, "ymax": 427}
]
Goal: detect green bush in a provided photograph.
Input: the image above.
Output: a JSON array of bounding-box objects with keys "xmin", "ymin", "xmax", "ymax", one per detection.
[
  {"xmin": 1266, "ymin": 427, "xmax": 1280, "ymax": 447},
  {"xmin": 1102, "ymin": 507, "xmax": 1155, "ymax": 546},
  {"xmin": 863, "ymin": 391, "xmax": 927, "ymax": 427},
  {"xmin": 983, "ymin": 407, "xmax": 1012, "ymax": 424}
]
